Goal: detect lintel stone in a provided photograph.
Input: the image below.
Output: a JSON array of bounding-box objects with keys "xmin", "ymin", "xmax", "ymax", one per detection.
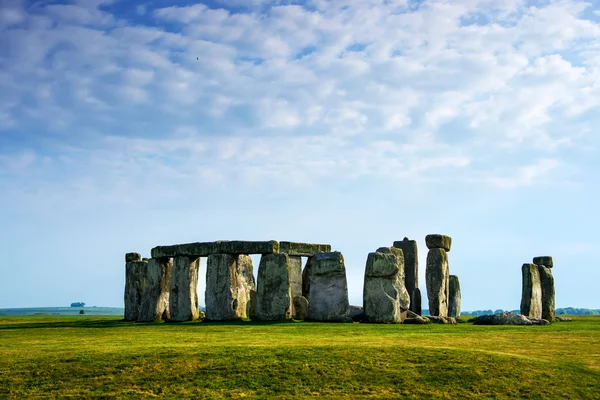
[
  {"xmin": 280, "ymin": 242, "xmax": 331, "ymax": 256},
  {"xmin": 533, "ymin": 256, "xmax": 553, "ymax": 268}
]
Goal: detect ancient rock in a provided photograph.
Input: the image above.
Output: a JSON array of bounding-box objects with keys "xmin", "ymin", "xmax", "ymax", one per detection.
[
  {"xmin": 527, "ymin": 317, "xmax": 550, "ymax": 325},
  {"xmin": 124, "ymin": 260, "xmax": 148, "ymax": 321},
  {"xmin": 406, "ymin": 310, "xmax": 420, "ymax": 319},
  {"xmin": 308, "ymin": 252, "xmax": 349, "ymax": 322},
  {"xmin": 539, "ymin": 265, "xmax": 555, "ymax": 322},
  {"xmin": 425, "ymin": 248, "xmax": 449, "ymax": 317},
  {"xmin": 425, "ymin": 234, "xmax": 452, "ymax": 252},
  {"xmin": 247, "ymin": 289, "xmax": 257, "ymax": 320},
  {"xmin": 218, "ymin": 240, "xmax": 280, "ymax": 255},
  {"xmin": 169, "ymin": 256, "xmax": 200, "ymax": 322},
  {"xmin": 151, "ymin": 245, "xmax": 179, "ymax": 259},
  {"xmin": 404, "ymin": 316, "xmax": 430, "ymax": 324},
  {"xmin": 363, "ymin": 248, "xmax": 409, "ymax": 323},
  {"xmin": 138, "ymin": 258, "xmax": 172, "ymax": 322},
  {"xmin": 293, "ymin": 296, "xmax": 309, "ymax": 320},
  {"xmin": 126, "ymin": 252, "xmax": 142, "ymax": 262},
  {"xmin": 302, "ymin": 256, "xmax": 313, "ymax": 298},
  {"xmin": 280, "ymin": 242, "xmax": 331, "ymax": 256},
  {"xmin": 520, "ymin": 263, "xmax": 542, "ymax": 319},
  {"xmin": 176, "ymin": 242, "xmax": 220, "ymax": 257},
  {"xmin": 256, "ymin": 253, "xmax": 293, "ymax": 321},
  {"xmin": 426, "ymin": 315, "xmax": 448, "ymax": 324},
  {"xmin": 448, "ymin": 275, "xmax": 461, "ymax": 319},
  {"xmin": 289, "ymin": 256, "xmax": 303, "ymax": 315},
  {"xmin": 533, "ymin": 256, "xmax": 553, "ymax": 268},
  {"xmin": 205, "ymin": 254, "xmax": 255, "ymax": 321},
  {"xmin": 556, "ymin": 316, "xmax": 572, "ymax": 322},
  {"xmin": 472, "ymin": 312, "xmax": 533, "ymax": 325},
  {"xmin": 393, "ymin": 238, "xmax": 418, "ymax": 311},
  {"xmin": 152, "ymin": 240, "xmax": 280, "ymax": 259},
  {"xmin": 411, "ymin": 287, "xmax": 422, "ymax": 315},
  {"xmin": 349, "ymin": 305, "xmax": 364, "ymax": 322}
]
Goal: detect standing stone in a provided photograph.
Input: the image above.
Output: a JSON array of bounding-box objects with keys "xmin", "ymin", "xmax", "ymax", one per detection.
[
  {"xmin": 293, "ymin": 296, "xmax": 309, "ymax": 320},
  {"xmin": 425, "ymin": 248, "xmax": 449, "ymax": 317},
  {"xmin": 138, "ymin": 258, "xmax": 172, "ymax": 322},
  {"xmin": 205, "ymin": 254, "xmax": 256, "ymax": 321},
  {"xmin": 448, "ymin": 275, "xmax": 461, "ymax": 319},
  {"xmin": 538, "ymin": 265, "xmax": 555, "ymax": 322},
  {"xmin": 302, "ymin": 256, "xmax": 313, "ymax": 298},
  {"xmin": 412, "ymin": 287, "xmax": 422, "ymax": 315},
  {"xmin": 256, "ymin": 253, "xmax": 293, "ymax": 321},
  {"xmin": 169, "ymin": 256, "xmax": 200, "ymax": 322},
  {"xmin": 247, "ymin": 289, "xmax": 257, "ymax": 320},
  {"xmin": 124, "ymin": 260, "xmax": 148, "ymax": 321},
  {"xmin": 425, "ymin": 234, "xmax": 452, "ymax": 252},
  {"xmin": 520, "ymin": 263, "xmax": 542, "ymax": 319},
  {"xmin": 126, "ymin": 252, "xmax": 142, "ymax": 262},
  {"xmin": 393, "ymin": 238, "xmax": 419, "ymax": 313},
  {"xmin": 308, "ymin": 252, "xmax": 349, "ymax": 322},
  {"xmin": 363, "ymin": 248, "xmax": 410, "ymax": 323},
  {"xmin": 289, "ymin": 256, "xmax": 303, "ymax": 315}
]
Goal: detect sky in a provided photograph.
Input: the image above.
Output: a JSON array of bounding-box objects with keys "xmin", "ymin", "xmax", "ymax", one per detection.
[{"xmin": 0, "ymin": 0, "xmax": 599, "ymax": 311}]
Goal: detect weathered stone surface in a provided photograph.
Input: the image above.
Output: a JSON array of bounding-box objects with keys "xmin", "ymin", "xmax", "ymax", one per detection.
[
  {"xmin": 247, "ymin": 289, "xmax": 257, "ymax": 320},
  {"xmin": 533, "ymin": 256, "xmax": 553, "ymax": 268},
  {"xmin": 520, "ymin": 263, "xmax": 542, "ymax": 319},
  {"xmin": 256, "ymin": 253, "xmax": 293, "ymax": 321},
  {"xmin": 169, "ymin": 256, "xmax": 200, "ymax": 322},
  {"xmin": 152, "ymin": 240, "xmax": 280, "ymax": 258},
  {"xmin": 308, "ymin": 252, "xmax": 349, "ymax": 322},
  {"xmin": 302, "ymin": 256, "xmax": 313, "ymax": 298},
  {"xmin": 404, "ymin": 316, "xmax": 430, "ymax": 324},
  {"xmin": 124, "ymin": 260, "xmax": 148, "ymax": 321},
  {"xmin": 138, "ymin": 258, "xmax": 172, "ymax": 322},
  {"xmin": 349, "ymin": 305, "xmax": 364, "ymax": 321},
  {"xmin": 448, "ymin": 275, "xmax": 461, "ymax": 319},
  {"xmin": 218, "ymin": 240, "xmax": 280, "ymax": 255},
  {"xmin": 472, "ymin": 312, "xmax": 533, "ymax": 325},
  {"xmin": 411, "ymin": 287, "xmax": 422, "ymax": 315},
  {"xmin": 527, "ymin": 317, "xmax": 550, "ymax": 325},
  {"xmin": 205, "ymin": 254, "xmax": 256, "ymax": 321},
  {"xmin": 426, "ymin": 248, "xmax": 449, "ymax": 317},
  {"xmin": 293, "ymin": 296, "xmax": 309, "ymax": 320},
  {"xmin": 392, "ymin": 238, "xmax": 418, "ymax": 304},
  {"xmin": 539, "ymin": 265, "xmax": 555, "ymax": 322},
  {"xmin": 280, "ymin": 242, "xmax": 331, "ymax": 256},
  {"xmin": 177, "ymin": 242, "xmax": 220, "ymax": 257},
  {"xmin": 151, "ymin": 245, "xmax": 178, "ymax": 259},
  {"xmin": 425, "ymin": 234, "xmax": 452, "ymax": 251},
  {"xmin": 556, "ymin": 316, "xmax": 572, "ymax": 322},
  {"xmin": 288, "ymin": 256, "xmax": 303, "ymax": 315},
  {"xmin": 426, "ymin": 315, "xmax": 448, "ymax": 324},
  {"xmin": 363, "ymin": 249, "xmax": 410, "ymax": 323},
  {"xmin": 126, "ymin": 252, "xmax": 141, "ymax": 262}
]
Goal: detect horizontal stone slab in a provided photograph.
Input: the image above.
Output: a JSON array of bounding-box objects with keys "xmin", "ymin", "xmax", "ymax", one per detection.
[
  {"xmin": 151, "ymin": 240, "xmax": 279, "ymax": 258},
  {"xmin": 125, "ymin": 252, "xmax": 141, "ymax": 262},
  {"xmin": 279, "ymin": 242, "xmax": 331, "ymax": 256},
  {"xmin": 425, "ymin": 234, "xmax": 452, "ymax": 251},
  {"xmin": 533, "ymin": 256, "xmax": 553, "ymax": 268}
]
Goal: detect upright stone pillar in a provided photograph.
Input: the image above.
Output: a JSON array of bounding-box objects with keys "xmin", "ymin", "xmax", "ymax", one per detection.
[
  {"xmin": 169, "ymin": 255, "xmax": 200, "ymax": 322},
  {"xmin": 308, "ymin": 252, "xmax": 349, "ymax": 321},
  {"xmin": 393, "ymin": 238, "xmax": 418, "ymax": 313},
  {"xmin": 205, "ymin": 254, "xmax": 256, "ymax": 321},
  {"xmin": 534, "ymin": 257, "xmax": 555, "ymax": 322},
  {"xmin": 256, "ymin": 253, "xmax": 293, "ymax": 321},
  {"xmin": 124, "ymin": 253, "xmax": 148, "ymax": 321},
  {"xmin": 138, "ymin": 258, "xmax": 172, "ymax": 322},
  {"xmin": 448, "ymin": 275, "xmax": 461, "ymax": 319},
  {"xmin": 363, "ymin": 247, "xmax": 410, "ymax": 323},
  {"xmin": 425, "ymin": 234, "xmax": 451, "ymax": 317},
  {"xmin": 302, "ymin": 256, "xmax": 313, "ymax": 298},
  {"xmin": 289, "ymin": 255, "xmax": 303, "ymax": 315},
  {"xmin": 412, "ymin": 287, "xmax": 422, "ymax": 315},
  {"xmin": 520, "ymin": 263, "xmax": 542, "ymax": 319}
]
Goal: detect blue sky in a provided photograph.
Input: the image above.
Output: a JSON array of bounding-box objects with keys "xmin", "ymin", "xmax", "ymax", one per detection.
[{"xmin": 1, "ymin": 0, "xmax": 599, "ymax": 310}]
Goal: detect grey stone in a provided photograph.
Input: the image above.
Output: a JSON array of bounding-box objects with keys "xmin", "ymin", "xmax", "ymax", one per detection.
[
  {"xmin": 138, "ymin": 258, "xmax": 172, "ymax": 322},
  {"xmin": 406, "ymin": 310, "xmax": 420, "ymax": 319},
  {"xmin": 349, "ymin": 305, "xmax": 364, "ymax": 321},
  {"xmin": 280, "ymin": 242, "xmax": 331, "ymax": 256},
  {"xmin": 539, "ymin": 265, "xmax": 555, "ymax": 322},
  {"xmin": 392, "ymin": 238, "xmax": 418, "ymax": 305},
  {"xmin": 363, "ymin": 249, "xmax": 410, "ymax": 323},
  {"xmin": 288, "ymin": 255, "xmax": 303, "ymax": 316},
  {"xmin": 218, "ymin": 240, "xmax": 280, "ymax": 255},
  {"xmin": 533, "ymin": 256, "xmax": 553, "ymax": 268},
  {"xmin": 425, "ymin": 248, "xmax": 449, "ymax": 317},
  {"xmin": 205, "ymin": 254, "xmax": 256, "ymax": 321},
  {"xmin": 169, "ymin": 256, "xmax": 200, "ymax": 322},
  {"xmin": 556, "ymin": 316, "xmax": 572, "ymax": 322},
  {"xmin": 247, "ymin": 289, "xmax": 257, "ymax": 320},
  {"xmin": 527, "ymin": 317, "xmax": 550, "ymax": 325},
  {"xmin": 404, "ymin": 316, "xmax": 430, "ymax": 324},
  {"xmin": 425, "ymin": 234, "xmax": 452, "ymax": 251},
  {"xmin": 151, "ymin": 240, "xmax": 280, "ymax": 258},
  {"xmin": 426, "ymin": 315, "xmax": 448, "ymax": 324},
  {"xmin": 472, "ymin": 312, "xmax": 533, "ymax": 325},
  {"xmin": 308, "ymin": 252, "xmax": 349, "ymax": 322},
  {"xmin": 176, "ymin": 242, "xmax": 220, "ymax": 257},
  {"xmin": 411, "ymin": 287, "xmax": 422, "ymax": 315},
  {"xmin": 448, "ymin": 275, "xmax": 461, "ymax": 319},
  {"xmin": 126, "ymin": 252, "xmax": 141, "ymax": 262},
  {"xmin": 520, "ymin": 263, "xmax": 542, "ymax": 319},
  {"xmin": 293, "ymin": 296, "xmax": 309, "ymax": 320},
  {"xmin": 151, "ymin": 245, "xmax": 179, "ymax": 259},
  {"xmin": 302, "ymin": 256, "xmax": 313, "ymax": 298},
  {"xmin": 124, "ymin": 260, "xmax": 148, "ymax": 321},
  {"xmin": 256, "ymin": 253, "xmax": 293, "ymax": 321}
]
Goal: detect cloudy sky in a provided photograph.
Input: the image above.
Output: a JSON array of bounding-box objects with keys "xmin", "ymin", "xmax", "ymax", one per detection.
[{"xmin": 1, "ymin": 0, "xmax": 599, "ymax": 311}]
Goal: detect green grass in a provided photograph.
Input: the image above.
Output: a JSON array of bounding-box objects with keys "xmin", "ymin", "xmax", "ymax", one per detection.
[{"xmin": 0, "ymin": 316, "xmax": 599, "ymax": 399}]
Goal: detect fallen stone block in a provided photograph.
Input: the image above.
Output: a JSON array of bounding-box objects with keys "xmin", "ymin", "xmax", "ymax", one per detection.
[
  {"xmin": 425, "ymin": 234, "xmax": 452, "ymax": 251},
  {"xmin": 280, "ymin": 242, "xmax": 331, "ymax": 256},
  {"xmin": 403, "ymin": 316, "xmax": 430, "ymax": 324},
  {"xmin": 527, "ymin": 317, "xmax": 550, "ymax": 325},
  {"xmin": 473, "ymin": 312, "xmax": 533, "ymax": 325}
]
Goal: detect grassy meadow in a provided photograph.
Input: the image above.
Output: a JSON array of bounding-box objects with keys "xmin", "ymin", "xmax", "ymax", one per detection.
[{"xmin": 0, "ymin": 315, "xmax": 598, "ymax": 399}]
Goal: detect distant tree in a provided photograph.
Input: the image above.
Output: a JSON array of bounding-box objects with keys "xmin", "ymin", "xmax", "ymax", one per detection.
[{"xmin": 79, "ymin": 309, "xmax": 85, "ymax": 315}]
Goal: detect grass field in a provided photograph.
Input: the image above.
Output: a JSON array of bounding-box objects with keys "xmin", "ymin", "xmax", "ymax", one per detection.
[{"xmin": 0, "ymin": 316, "xmax": 599, "ymax": 399}]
